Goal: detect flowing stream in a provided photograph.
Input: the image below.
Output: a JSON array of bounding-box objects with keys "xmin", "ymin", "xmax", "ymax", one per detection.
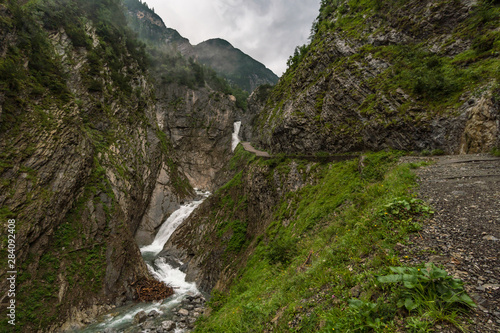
[
  {"xmin": 231, "ymin": 121, "xmax": 242, "ymax": 151},
  {"xmin": 77, "ymin": 190, "xmax": 210, "ymax": 333}
]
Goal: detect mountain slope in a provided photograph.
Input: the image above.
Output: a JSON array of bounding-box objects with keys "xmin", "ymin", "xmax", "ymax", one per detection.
[
  {"xmin": 251, "ymin": 0, "xmax": 500, "ymax": 155},
  {"xmin": 192, "ymin": 38, "xmax": 279, "ymax": 93},
  {"xmin": 124, "ymin": 0, "xmax": 279, "ymax": 93}
]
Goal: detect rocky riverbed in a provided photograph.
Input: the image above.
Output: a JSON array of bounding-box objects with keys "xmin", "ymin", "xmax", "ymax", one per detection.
[{"xmin": 99, "ymin": 294, "xmax": 206, "ymax": 333}]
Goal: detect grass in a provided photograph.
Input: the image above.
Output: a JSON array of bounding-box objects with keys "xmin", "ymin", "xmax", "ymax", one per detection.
[{"xmin": 194, "ymin": 151, "xmax": 475, "ymax": 332}]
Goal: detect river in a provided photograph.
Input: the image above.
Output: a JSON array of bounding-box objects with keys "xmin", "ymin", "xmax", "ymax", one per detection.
[{"xmin": 76, "ymin": 190, "xmax": 210, "ymax": 333}]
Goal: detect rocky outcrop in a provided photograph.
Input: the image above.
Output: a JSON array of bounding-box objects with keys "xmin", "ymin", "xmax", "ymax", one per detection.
[
  {"xmin": 460, "ymin": 93, "xmax": 500, "ymax": 153},
  {"xmin": 155, "ymin": 84, "xmax": 238, "ymax": 191},
  {"xmin": 239, "ymin": 84, "xmax": 273, "ymax": 142},
  {"xmin": 252, "ymin": 0, "xmax": 500, "ymax": 155}
]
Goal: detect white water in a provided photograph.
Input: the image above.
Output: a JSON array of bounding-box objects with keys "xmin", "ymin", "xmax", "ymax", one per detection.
[
  {"xmin": 231, "ymin": 121, "xmax": 242, "ymax": 151},
  {"xmin": 78, "ymin": 190, "xmax": 210, "ymax": 332},
  {"xmin": 141, "ymin": 190, "xmax": 209, "ymax": 255}
]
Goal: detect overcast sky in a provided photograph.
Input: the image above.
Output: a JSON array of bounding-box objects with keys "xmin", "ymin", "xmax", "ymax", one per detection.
[{"xmin": 142, "ymin": 0, "xmax": 321, "ymax": 76}]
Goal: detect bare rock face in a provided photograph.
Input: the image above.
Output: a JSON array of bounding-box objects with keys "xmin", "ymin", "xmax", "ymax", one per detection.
[
  {"xmin": 239, "ymin": 84, "xmax": 273, "ymax": 142},
  {"xmin": 135, "ymin": 163, "xmax": 190, "ymax": 246},
  {"xmin": 460, "ymin": 94, "xmax": 500, "ymax": 153},
  {"xmin": 0, "ymin": 5, "xmax": 192, "ymax": 331},
  {"xmin": 156, "ymin": 84, "xmax": 237, "ymax": 191}
]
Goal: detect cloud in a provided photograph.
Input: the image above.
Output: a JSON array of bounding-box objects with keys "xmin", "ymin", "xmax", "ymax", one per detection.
[{"xmin": 143, "ymin": 0, "xmax": 320, "ymax": 75}]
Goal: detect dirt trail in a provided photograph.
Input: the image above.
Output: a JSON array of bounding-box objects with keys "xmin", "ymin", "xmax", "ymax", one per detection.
[
  {"xmin": 399, "ymin": 154, "xmax": 500, "ymax": 332},
  {"xmin": 241, "ymin": 142, "xmax": 271, "ymax": 157}
]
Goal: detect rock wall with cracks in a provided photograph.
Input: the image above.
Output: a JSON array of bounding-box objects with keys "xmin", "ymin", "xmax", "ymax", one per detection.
[{"xmin": 251, "ymin": 0, "xmax": 500, "ymax": 155}]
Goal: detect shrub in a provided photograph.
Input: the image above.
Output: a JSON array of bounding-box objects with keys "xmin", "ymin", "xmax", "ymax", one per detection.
[{"xmin": 266, "ymin": 237, "xmax": 298, "ymax": 265}]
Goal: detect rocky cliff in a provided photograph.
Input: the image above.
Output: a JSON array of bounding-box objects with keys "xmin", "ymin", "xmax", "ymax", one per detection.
[
  {"xmin": 0, "ymin": 1, "xmax": 192, "ymax": 331},
  {"xmin": 124, "ymin": 0, "xmax": 242, "ymax": 194},
  {"xmin": 155, "ymin": 84, "xmax": 236, "ymax": 192},
  {"xmin": 252, "ymin": 0, "xmax": 500, "ymax": 154}
]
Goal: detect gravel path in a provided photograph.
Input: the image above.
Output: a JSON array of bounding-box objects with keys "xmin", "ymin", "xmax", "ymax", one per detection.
[
  {"xmin": 398, "ymin": 154, "xmax": 500, "ymax": 332},
  {"xmin": 241, "ymin": 141, "xmax": 271, "ymax": 157}
]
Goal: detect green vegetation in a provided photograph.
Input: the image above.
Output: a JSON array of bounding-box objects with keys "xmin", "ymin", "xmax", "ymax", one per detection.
[
  {"xmin": 194, "ymin": 152, "xmax": 475, "ymax": 332},
  {"xmin": 192, "ymin": 38, "xmax": 279, "ymax": 93},
  {"xmin": 229, "ymin": 144, "xmax": 256, "ymax": 171}
]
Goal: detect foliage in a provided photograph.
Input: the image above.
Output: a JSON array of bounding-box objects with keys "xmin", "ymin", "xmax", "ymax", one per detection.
[
  {"xmin": 265, "ymin": 236, "xmax": 298, "ymax": 266},
  {"xmin": 286, "ymin": 44, "xmax": 310, "ymax": 70},
  {"xmin": 378, "ymin": 264, "xmax": 476, "ymax": 311},
  {"xmin": 338, "ymin": 298, "xmax": 396, "ymax": 331}
]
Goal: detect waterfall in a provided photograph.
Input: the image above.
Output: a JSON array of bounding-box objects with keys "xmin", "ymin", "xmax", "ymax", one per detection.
[
  {"xmin": 231, "ymin": 121, "xmax": 242, "ymax": 151},
  {"xmin": 78, "ymin": 189, "xmax": 210, "ymax": 332},
  {"xmin": 141, "ymin": 191, "xmax": 209, "ymax": 256}
]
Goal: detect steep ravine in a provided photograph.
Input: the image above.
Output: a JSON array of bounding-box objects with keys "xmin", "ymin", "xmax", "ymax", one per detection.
[
  {"xmin": 160, "ymin": 149, "xmax": 321, "ymax": 293},
  {"xmin": 0, "ymin": 1, "xmax": 234, "ymax": 331}
]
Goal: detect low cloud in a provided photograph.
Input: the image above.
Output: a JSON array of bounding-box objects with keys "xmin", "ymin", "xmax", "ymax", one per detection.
[{"xmin": 143, "ymin": 0, "xmax": 320, "ymax": 76}]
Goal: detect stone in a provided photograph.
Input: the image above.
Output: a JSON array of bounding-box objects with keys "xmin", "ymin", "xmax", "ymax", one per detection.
[
  {"xmin": 178, "ymin": 308, "xmax": 189, "ymax": 316},
  {"xmin": 133, "ymin": 311, "xmax": 148, "ymax": 324},
  {"xmin": 350, "ymin": 285, "xmax": 361, "ymax": 298},
  {"xmin": 483, "ymin": 235, "xmax": 498, "ymax": 241},
  {"xmin": 483, "ymin": 284, "xmax": 500, "ymax": 290},
  {"xmin": 161, "ymin": 320, "xmax": 176, "ymax": 331},
  {"xmin": 148, "ymin": 309, "xmax": 161, "ymax": 317},
  {"xmin": 141, "ymin": 320, "xmax": 156, "ymax": 330}
]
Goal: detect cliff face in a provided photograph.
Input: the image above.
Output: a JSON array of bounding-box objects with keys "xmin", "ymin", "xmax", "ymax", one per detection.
[
  {"xmin": 252, "ymin": 0, "xmax": 500, "ymax": 154},
  {"xmin": 0, "ymin": 1, "xmax": 191, "ymax": 331},
  {"xmin": 124, "ymin": 0, "xmax": 242, "ymax": 193},
  {"xmin": 156, "ymin": 84, "xmax": 236, "ymax": 192}
]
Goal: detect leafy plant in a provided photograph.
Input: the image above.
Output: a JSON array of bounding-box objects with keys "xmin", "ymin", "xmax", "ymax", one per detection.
[
  {"xmin": 377, "ymin": 264, "xmax": 476, "ymax": 312},
  {"xmin": 378, "ymin": 197, "xmax": 433, "ymax": 231},
  {"xmin": 344, "ymin": 298, "xmax": 395, "ymax": 331}
]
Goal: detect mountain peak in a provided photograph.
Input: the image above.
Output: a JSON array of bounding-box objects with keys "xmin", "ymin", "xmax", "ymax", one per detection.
[{"xmin": 198, "ymin": 38, "xmax": 234, "ymax": 48}]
